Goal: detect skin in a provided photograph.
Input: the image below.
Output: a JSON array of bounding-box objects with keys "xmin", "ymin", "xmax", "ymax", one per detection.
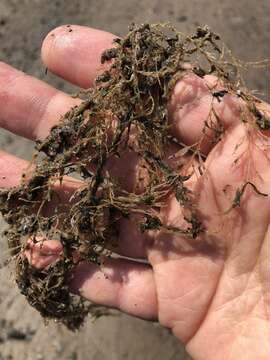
[{"xmin": 1, "ymin": 25, "xmax": 270, "ymax": 360}]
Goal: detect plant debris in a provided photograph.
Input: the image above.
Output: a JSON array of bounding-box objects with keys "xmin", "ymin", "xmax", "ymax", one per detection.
[{"xmin": 0, "ymin": 23, "xmax": 269, "ymax": 330}]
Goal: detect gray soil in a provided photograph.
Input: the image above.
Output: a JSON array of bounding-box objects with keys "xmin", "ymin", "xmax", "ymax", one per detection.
[{"xmin": 0, "ymin": 1, "xmax": 269, "ymax": 359}]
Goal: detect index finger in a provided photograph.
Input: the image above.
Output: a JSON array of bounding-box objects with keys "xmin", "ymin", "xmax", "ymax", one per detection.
[{"xmin": 41, "ymin": 25, "xmax": 116, "ymax": 88}]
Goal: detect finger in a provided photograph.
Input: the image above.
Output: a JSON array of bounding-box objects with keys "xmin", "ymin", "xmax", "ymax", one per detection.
[
  {"xmin": 0, "ymin": 62, "xmax": 79, "ymax": 140},
  {"xmin": 0, "ymin": 62, "xmax": 143, "ymax": 192},
  {"xmin": 0, "ymin": 150, "xmax": 82, "ymax": 190},
  {"xmin": 0, "ymin": 151, "xmax": 82, "ymax": 203},
  {"xmin": 41, "ymin": 25, "xmax": 115, "ymax": 88},
  {"xmin": 25, "ymin": 239, "xmax": 62, "ymax": 269},
  {"xmin": 27, "ymin": 243, "xmax": 157, "ymax": 318},
  {"xmin": 0, "ymin": 150, "xmax": 30, "ymax": 187},
  {"xmin": 168, "ymin": 74, "xmax": 243, "ymax": 154},
  {"xmin": 41, "ymin": 25, "xmax": 243, "ymax": 155},
  {"xmin": 69, "ymin": 257, "xmax": 157, "ymax": 320},
  {"xmin": 0, "ymin": 151, "xmax": 148, "ymax": 259}
]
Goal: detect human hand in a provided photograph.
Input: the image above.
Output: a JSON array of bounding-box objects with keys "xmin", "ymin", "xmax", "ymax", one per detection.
[{"xmin": 1, "ymin": 25, "xmax": 270, "ymax": 360}]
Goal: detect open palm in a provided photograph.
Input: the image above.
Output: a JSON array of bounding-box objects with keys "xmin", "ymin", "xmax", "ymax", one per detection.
[{"xmin": 1, "ymin": 26, "xmax": 270, "ymax": 360}]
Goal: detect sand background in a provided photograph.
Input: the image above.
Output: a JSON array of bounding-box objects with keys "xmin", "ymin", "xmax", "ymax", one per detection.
[{"xmin": 0, "ymin": 1, "xmax": 269, "ymax": 359}]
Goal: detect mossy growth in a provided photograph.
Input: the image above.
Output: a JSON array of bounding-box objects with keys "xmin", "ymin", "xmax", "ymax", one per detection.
[{"xmin": 0, "ymin": 23, "xmax": 269, "ymax": 330}]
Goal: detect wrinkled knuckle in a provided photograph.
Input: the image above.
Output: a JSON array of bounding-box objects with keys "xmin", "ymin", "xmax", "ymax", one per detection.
[{"xmin": 0, "ymin": 63, "xmax": 22, "ymax": 105}]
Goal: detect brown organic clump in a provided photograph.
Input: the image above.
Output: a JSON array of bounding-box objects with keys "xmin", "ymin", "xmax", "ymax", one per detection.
[{"xmin": 0, "ymin": 23, "xmax": 269, "ymax": 330}]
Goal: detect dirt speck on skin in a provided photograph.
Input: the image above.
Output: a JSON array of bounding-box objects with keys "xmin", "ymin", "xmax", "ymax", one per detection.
[{"xmin": 0, "ymin": 1, "xmax": 269, "ymax": 360}]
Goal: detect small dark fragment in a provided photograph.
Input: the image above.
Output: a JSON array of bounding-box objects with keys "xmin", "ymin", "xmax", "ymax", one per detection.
[
  {"xmin": 212, "ymin": 90, "xmax": 228, "ymax": 102},
  {"xmin": 101, "ymin": 48, "xmax": 118, "ymax": 63}
]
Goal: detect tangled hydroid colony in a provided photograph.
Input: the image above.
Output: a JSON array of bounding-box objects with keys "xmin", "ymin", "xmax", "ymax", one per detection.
[{"xmin": 0, "ymin": 23, "xmax": 269, "ymax": 329}]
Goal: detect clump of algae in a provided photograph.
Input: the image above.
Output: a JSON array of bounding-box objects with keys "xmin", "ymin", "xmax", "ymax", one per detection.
[{"xmin": 0, "ymin": 23, "xmax": 269, "ymax": 330}]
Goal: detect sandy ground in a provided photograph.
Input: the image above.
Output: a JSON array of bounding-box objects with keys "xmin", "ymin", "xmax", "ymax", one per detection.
[{"xmin": 0, "ymin": 1, "xmax": 269, "ymax": 359}]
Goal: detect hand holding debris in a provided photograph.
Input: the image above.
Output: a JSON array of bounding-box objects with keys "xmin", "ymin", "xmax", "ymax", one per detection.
[{"xmin": 0, "ymin": 23, "xmax": 270, "ymax": 360}]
